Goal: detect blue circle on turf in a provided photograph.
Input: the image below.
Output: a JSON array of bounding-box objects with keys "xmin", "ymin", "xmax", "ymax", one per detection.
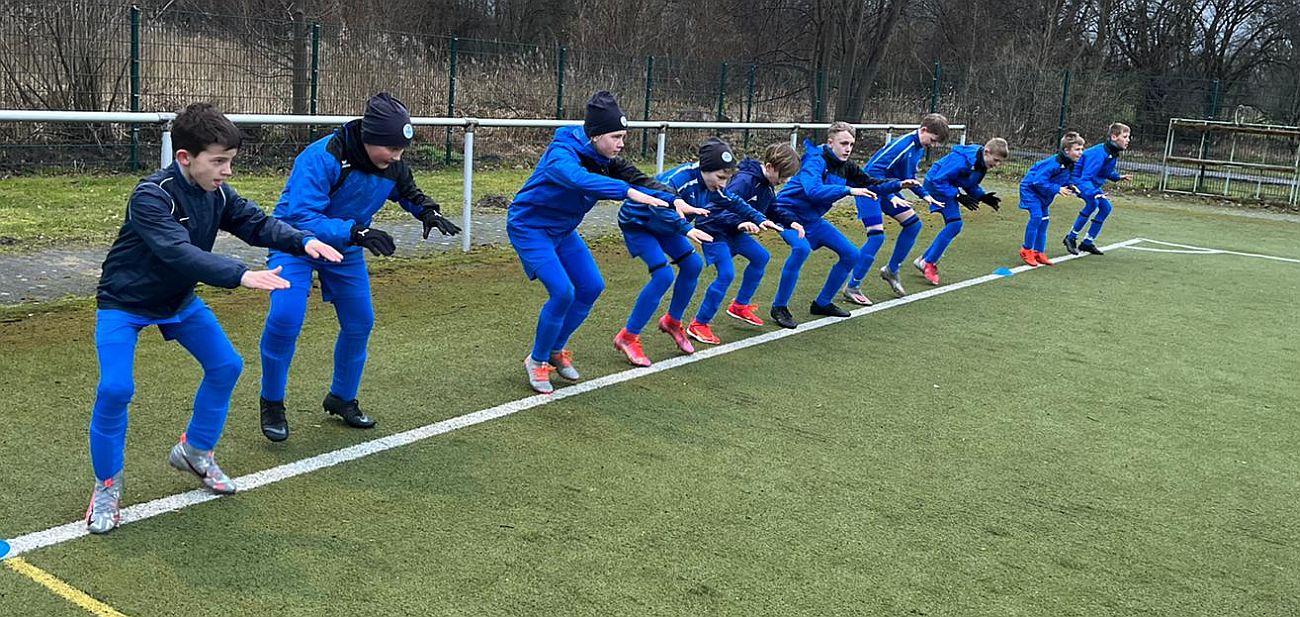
[
  {"xmin": 993, "ymin": 267, "xmax": 1014, "ymax": 277},
  {"xmin": 0, "ymin": 539, "xmax": 10, "ymax": 559}
]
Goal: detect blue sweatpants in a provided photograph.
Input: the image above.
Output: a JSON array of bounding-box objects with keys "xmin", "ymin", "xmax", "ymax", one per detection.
[
  {"xmin": 259, "ymin": 250, "xmax": 375, "ymax": 403},
  {"xmin": 508, "ymin": 224, "xmax": 606, "ymax": 363},
  {"xmin": 695, "ymin": 232, "xmax": 770, "ymax": 324},
  {"xmin": 773, "ymin": 219, "xmax": 858, "ymax": 308},
  {"xmin": 90, "ymin": 298, "xmax": 243, "ymax": 481},
  {"xmin": 1068, "ymin": 193, "xmax": 1114, "ymax": 243},
  {"xmin": 921, "ymin": 199, "xmax": 964, "ymax": 265},
  {"xmin": 1020, "ymin": 191, "xmax": 1052, "ymax": 253},
  {"xmin": 622, "ymin": 227, "xmax": 703, "ymax": 334}
]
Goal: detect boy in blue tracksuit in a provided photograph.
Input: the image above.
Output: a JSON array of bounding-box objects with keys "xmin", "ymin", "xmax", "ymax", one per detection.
[
  {"xmin": 614, "ymin": 138, "xmax": 782, "ymax": 364},
  {"xmin": 686, "ymin": 142, "xmax": 801, "ymax": 344},
  {"xmin": 766, "ymin": 122, "xmax": 910, "ymax": 329},
  {"xmin": 257, "ymin": 92, "xmax": 460, "ymax": 441},
  {"xmin": 510, "ymin": 91, "xmax": 689, "ymax": 393},
  {"xmin": 85, "ymin": 103, "xmax": 343, "ymax": 534},
  {"xmin": 1018, "ymin": 131, "xmax": 1085, "ymax": 267},
  {"xmin": 914, "ymin": 138, "xmax": 1010, "ymax": 286},
  {"xmin": 842, "ymin": 113, "xmax": 949, "ymax": 305},
  {"xmin": 1064, "ymin": 122, "xmax": 1133, "ymax": 255}
]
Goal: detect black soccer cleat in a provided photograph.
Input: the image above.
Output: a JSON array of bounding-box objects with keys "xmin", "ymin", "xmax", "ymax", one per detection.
[
  {"xmin": 770, "ymin": 305, "xmax": 798, "ymax": 329},
  {"xmin": 1078, "ymin": 242, "xmax": 1104, "ymax": 256},
  {"xmin": 260, "ymin": 397, "xmax": 289, "ymax": 442},
  {"xmin": 1063, "ymin": 235, "xmax": 1079, "ymax": 255},
  {"xmin": 323, "ymin": 393, "xmax": 377, "ymax": 429},
  {"xmin": 809, "ymin": 301, "xmax": 851, "ymax": 318}
]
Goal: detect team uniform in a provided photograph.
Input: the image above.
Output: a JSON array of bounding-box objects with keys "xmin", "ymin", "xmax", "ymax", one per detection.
[
  {"xmin": 915, "ymin": 144, "xmax": 996, "ymax": 279},
  {"xmin": 690, "ymin": 158, "xmax": 778, "ymax": 331},
  {"xmin": 1019, "ymin": 152, "xmax": 1077, "ymax": 262},
  {"xmin": 1065, "ymin": 141, "xmax": 1125, "ymax": 252},
  {"xmin": 847, "ymin": 131, "xmax": 929, "ymax": 293}
]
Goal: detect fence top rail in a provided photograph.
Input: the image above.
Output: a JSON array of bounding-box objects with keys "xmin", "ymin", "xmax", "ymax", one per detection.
[
  {"xmin": 1169, "ymin": 117, "xmax": 1300, "ymax": 137},
  {"xmin": 0, "ymin": 110, "xmax": 964, "ymax": 133}
]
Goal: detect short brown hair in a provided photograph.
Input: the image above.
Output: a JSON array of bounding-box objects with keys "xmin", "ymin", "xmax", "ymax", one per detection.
[
  {"xmin": 1060, "ymin": 131, "xmax": 1085, "ymax": 150},
  {"xmin": 920, "ymin": 113, "xmax": 950, "ymax": 142},
  {"xmin": 1109, "ymin": 122, "xmax": 1131, "ymax": 137},
  {"xmin": 984, "ymin": 137, "xmax": 1009, "ymax": 158},
  {"xmin": 827, "ymin": 121, "xmax": 855, "ymax": 140},
  {"xmin": 763, "ymin": 142, "xmax": 800, "ymax": 178},
  {"xmin": 172, "ymin": 102, "xmax": 242, "ymax": 155}
]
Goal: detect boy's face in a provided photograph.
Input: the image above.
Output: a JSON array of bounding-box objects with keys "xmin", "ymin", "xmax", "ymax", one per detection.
[
  {"xmin": 1065, "ymin": 143, "xmax": 1085, "ymax": 161},
  {"xmin": 365, "ymin": 144, "xmax": 405, "ymax": 170},
  {"xmin": 918, "ymin": 128, "xmax": 943, "ymax": 147},
  {"xmin": 592, "ymin": 131, "xmax": 627, "ymax": 158},
  {"xmin": 984, "ymin": 152, "xmax": 1006, "ymax": 169},
  {"xmin": 762, "ymin": 163, "xmax": 792, "ymax": 186},
  {"xmin": 701, "ymin": 168, "xmax": 734, "ymax": 191},
  {"xmin": 1111, "ymin": 130, "xmax": 1131, "ymax": 150},
  {"xmin": 177, "ymin": 144, "xmax": 237, "ymax": 191},
  {"xmin": 827, "ymin": 131, "xmax": 855, "ymax": 161}
]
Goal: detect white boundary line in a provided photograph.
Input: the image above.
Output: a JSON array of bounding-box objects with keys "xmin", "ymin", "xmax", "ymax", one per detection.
[
  {"xmin": 1129, "ymin": 238, "xmax": 1300, "ymax": 264},
  {"xmin": 0, "ymin": 236, "xmax": 1145, "ymax": 560}
]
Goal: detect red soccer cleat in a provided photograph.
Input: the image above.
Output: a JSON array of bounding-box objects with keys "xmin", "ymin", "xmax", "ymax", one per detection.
[
  {"xmin": 658, "ymin": 314, "xmax": 695, "ymax": 354},
  {"xmin": 686, "ymin": 320, "xmax": 722, "ymax": 345},
  {"xmin": 1019, "ymin": 247, "xmax": 1040, "ymax": 267},
  {"xmin": 725, "ymin": 301, "xmax": 765, "ymax": 326},
  {"xmin": 922, "ymin": 261, "xmax": 940, "ymax": 285},
  {"xmin": 614, "ymin": 328, "xmax": 652, "ymax": 367},
  {"xmin": 1034, "ymin": 251, "xmax": 1054, "ymax": 266}
]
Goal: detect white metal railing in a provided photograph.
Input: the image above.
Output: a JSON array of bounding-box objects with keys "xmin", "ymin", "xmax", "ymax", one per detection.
[{"xmin": 0, "ymin": 110, "xmax": 968, "ymax": 251}]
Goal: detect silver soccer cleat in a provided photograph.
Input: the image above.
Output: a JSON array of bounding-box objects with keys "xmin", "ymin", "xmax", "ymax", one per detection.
[
  {"xmin": 880, "ymin": 266, "xmax": 907, "ymax": 297},
  {"xmin": 86, "ymin": 472, "xmax": 123, "ymax": 534},
  {"xmin": 168, "ymin": 437, "xmax": 236, "ymax": 494}
]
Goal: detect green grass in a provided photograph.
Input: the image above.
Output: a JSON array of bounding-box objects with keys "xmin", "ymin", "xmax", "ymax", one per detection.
[
  {"xmin": 1, "ymin": 191, "xmax": 1298, "ymax": 615},
  {"xmin": 0, "ymin": 168, "xmax": 528, "ymax": 252}
]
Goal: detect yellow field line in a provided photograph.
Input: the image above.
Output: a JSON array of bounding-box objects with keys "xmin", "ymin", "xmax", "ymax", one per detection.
[{"xmin": 4, "ymin": 557, "xmax": 129, "ymax": 617}]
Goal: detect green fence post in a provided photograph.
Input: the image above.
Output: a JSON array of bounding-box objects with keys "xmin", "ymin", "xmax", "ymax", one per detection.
[
  {"xmin": 129, "ymin": 5, "xmax": 141, "ymax": 171},
  {"xmin": 929, "ymin": 62, "xmax": 941, "ymax": 113},
  {"xmin": 716, "ymin": 62, "xmax": 729, "ymax": 121},
  {"xmin": 309, "ymin": 23, "xmax": 319, "ymax": 115},
  {"xmin": 1206, "ymin": 79, "xmax": 1222, "ymax": 119},
  {"xmin": 744, "ymin": 64, "xmax": 756, "ymax": 149},
  {"xmin": 814, "ymin": 68, "xmax": 825, "ymax": 122},
  {"xmin": 1056, "ymin": 69, "xmax": 1072, "ymax": 146},
  {"xmin": 555, "ymin": 46, "xmax": 567, "ymax": 119},
  {"xmin": 445, "ymin": 37, "xmax": 458, "ymax": 164},
  {"xmin": 641, "ymin": 55, "xmax": 654, "ymax": 158}
]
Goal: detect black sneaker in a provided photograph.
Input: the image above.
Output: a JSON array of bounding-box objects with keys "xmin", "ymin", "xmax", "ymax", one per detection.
[
  {"xmin": 260, "ymin": 397, "xmax": 289, "ymax": 442},
  {"xmin": 1079, "ymin": 242, "xmax": 1104, "ymax": 255},
  {"xmin": 770, "ymin": 306, "xmax": 798, "ymax": 329},
  {"xmin": 323, "ymin": 393, "xmax": 377, "ymax": 429},
  {"xmin": 809, "ymin": 301, "xmax": 851, "ymax": 318},
  {"xmin": 1063, "ymin": 235, "xmax": 1080, "ymax": 255}
]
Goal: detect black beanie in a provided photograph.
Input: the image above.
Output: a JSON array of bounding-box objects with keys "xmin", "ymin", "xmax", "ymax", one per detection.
[
  {"xmin": 698, "ymin": 137, "xmax": 737, "ymax": 172},
  {"xmin": 361, "ymin": 92, "xmax": 414, "ymax": 147},
  {"xmin": 584, "ymin": 91, "xmax": 627, "ymax": 137}
]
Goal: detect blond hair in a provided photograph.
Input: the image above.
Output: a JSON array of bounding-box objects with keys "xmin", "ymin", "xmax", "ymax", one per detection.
[
  {"xmin": 984, "ymin": 137, "xmax": 1009, "ymax": 158},
  {"xmin": 763, "ymin": 142, "xmax": 800, "ymax": 178},
  {"xmin": 1108, "ymin": 122, "xmax": 1131, "ymax": 137},
  {"xmin": 920, "ymin": 113, "xmax": 950, "ymax": 142},
  {"xmin": 827, "ymin": 121, "xmax": 855, "ymax": 140},
  {"xmin": 1060, "ymin": 131, "xmax": 1085, "ymax": 150}
]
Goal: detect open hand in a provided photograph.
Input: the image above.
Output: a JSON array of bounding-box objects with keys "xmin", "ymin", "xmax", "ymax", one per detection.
[
  {"xmin": 304, "ymin": 239, "xmax": 343, "ymax": 263},
  {"xmin": 241, "ymin": 266, "xmax": 291, "ymax": 291}
]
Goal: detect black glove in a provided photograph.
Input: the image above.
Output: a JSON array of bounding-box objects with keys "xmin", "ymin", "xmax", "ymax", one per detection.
[
  {"xmin": 418, "ymin": 206, "xmax": 461, "ymax": 238},
  {"xmin": 979, "ymin": 192, "xmax": 1001, "ymax": 211},
  {"xmin": 350, "ymin": 224, "xmax": 396, "ymax": 256},
  {"xmin": 956, "ymin": 193, "xmax": 981, "ymax": 211}
]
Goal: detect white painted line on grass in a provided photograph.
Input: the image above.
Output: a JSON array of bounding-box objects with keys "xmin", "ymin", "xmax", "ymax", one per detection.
[
  {"xmin": 1130, "ymin": 238, "xmax": 1300, "ymax": 264},
  {"xmin": 0, "ymin": 237, "xmax": 1143, "ymax": 560}
]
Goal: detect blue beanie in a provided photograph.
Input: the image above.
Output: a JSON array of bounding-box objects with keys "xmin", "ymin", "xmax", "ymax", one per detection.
[
  {"xmin": 584, "ymin": 91, "xmax": 628, "ymax": 137},
  {"xmin": 362, "ymin": 92, "xmax": 414, "ymax": 147}
]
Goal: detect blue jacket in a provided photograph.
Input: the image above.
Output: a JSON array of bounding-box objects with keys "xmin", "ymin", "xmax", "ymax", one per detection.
[
  {"xmin": 716, "ymin": 158, "xmax": 778, "ymax": 228},
  {"xmin": 770, "ymin": 141, "xmax": 900, "ymax": 227},
  {"xmin": 1019, "ymin": 152, "xmax": 1077, "ymax": 205},
  {"xmin": 97, "ymin": 163, "xmax": 310, "ymax": 318},
  {"xmin": 923, "ymin": 144, "xmax": 989, "ymax": 202},
  {"xmin": 1071, "ymin": 141, "xmax": 1124, "ymax": 198},
  {"xmin": 272, "ymin": 120, "xmax": 440, "ymax": 252},
  {"xmin": 620, "ymin": 162, "xmax": 768, "ymax": 237},
  {"xmin": 509, "ymin": 126, "xmax": 679, "ymax": 235},
  {"xmin": 862, "ymin": 130, "xmax": 932, "ymax": 200}
]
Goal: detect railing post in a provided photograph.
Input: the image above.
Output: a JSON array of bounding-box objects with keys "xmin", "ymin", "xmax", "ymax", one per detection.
[
  {"xmin": 445, "ymin": 37, "xmax": 458, "ymax": 164},
  {"xmin": 555, "ymin": 46, "xmax": 567, "ymax": 120},
  {"xmin": 129, "ymin": 5, "xmax": 141, "ymax": 171},
  {"xmin": 790, "ymin": 125, "xmax": 799, "ymax": 149},
  {"xmin": 656, "ymin": 124, "xmax": 667, "ymax": 174},
  {"xmin": 461, "ymin": 121, "xmax": 475, "ymax": 252},
  {"xmin": 159, "ymin": 119, "xmax": 173, "ymax": 168}
]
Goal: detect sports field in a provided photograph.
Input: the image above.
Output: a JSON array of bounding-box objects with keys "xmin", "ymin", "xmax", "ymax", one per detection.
[{"xmin": 1, "ymin": 184, "xmax": 1297, "ymax": 616}]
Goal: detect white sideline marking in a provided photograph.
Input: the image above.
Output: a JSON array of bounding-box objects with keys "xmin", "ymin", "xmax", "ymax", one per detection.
[
  {"xmin": 1, "ymin": 237, "xmax": 1146, "ymax": 560},
  {"xmin": 1129, "ymin": 238, "xmax": 1300, "ymax": 264}
]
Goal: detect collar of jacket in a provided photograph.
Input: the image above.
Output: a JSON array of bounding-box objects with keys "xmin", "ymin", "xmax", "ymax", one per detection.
[
  {"xmin": 820, "ymin": 145, "xmax": 849, "ymax": 171},
  {"xmin": 340, "ymin": 120, "xmax": 382, "ymax": 175},
  {"xmin": 1055, "ymin": 151, "xmax": 1076, "ymax": 168},
  {"xmin": 169, "ymin": 161, "xmax": 211, "ymax": 196},
  {"xmin": 973, "ymin": 147, "xmax": 988, "ymax": 172},
  {"xmin": 1104, "ymin": 140, "xmax": 1122, "ymax": 156}
]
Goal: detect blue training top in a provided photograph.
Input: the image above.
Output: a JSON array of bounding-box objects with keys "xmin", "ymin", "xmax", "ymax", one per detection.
[
  {"xmin": 769, "ymin": 140, "xmax": 900, "ymax": 227},
  {"xmin": 1071, "ymin": 141, "xmax": 1124, "ymax": 198},
  {"xmin": 1020, "ymin": 152, "xmax": 1077, "ymax": 205},
  {"xmin": 922, "ymin": 144, "xmax": 989, "ymax": 202},
  {"xmin": 619, "ymin": 161, "xmax": 767, "ymax": 237}
]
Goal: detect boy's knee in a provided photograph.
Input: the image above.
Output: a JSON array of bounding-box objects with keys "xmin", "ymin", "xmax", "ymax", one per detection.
[
  {"xmin": 95, "ymin": 381, "xmax": 134, "ymax": 407},
  {"xmin": 649, "ymin": 263, "xmax": 676, "ymax": 288},
  {"xmin": 206, "ymin": 353, "xmax": 244, "ymax": 384},
  {"xmin": 676, "ymin": 253, "xmax": 703, "ymax": 278},
  {"xmin": 574, "ymin": 274, "xmax": 605, "ymax": 305},
  {"xmin": 265, "ymin": 303, "xmax": 307, "ymax": 335}
]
